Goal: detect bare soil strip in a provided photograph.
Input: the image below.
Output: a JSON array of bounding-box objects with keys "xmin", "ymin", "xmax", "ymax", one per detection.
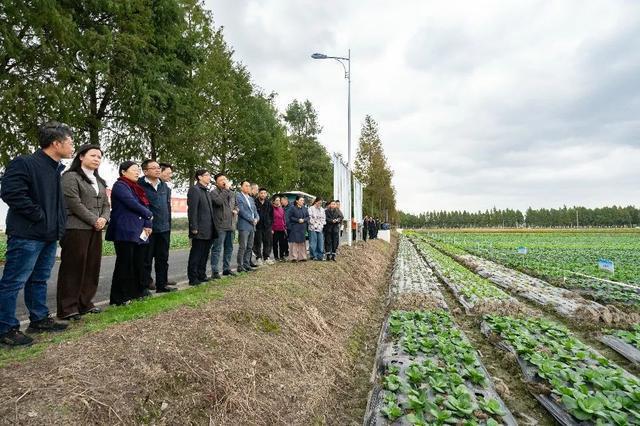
[{"xmin": 0, "ymin": 240, "xmax": 396, "ymax": 425}]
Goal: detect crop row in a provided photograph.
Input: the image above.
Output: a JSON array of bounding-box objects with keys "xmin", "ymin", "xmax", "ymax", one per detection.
[
  {"xmin": 423, "ymin": 231, "xmax": 640, "ymax": 307},
  {"xmin": 376, "ymin": 310, "xmax": 515, "ymax": 425},
  {"xmin": 483, "ymin": 315, "xmax": 640, "ymax": 425},
  {"xmin": 409, "ymin": 236, "xmax": 521, "ymax": 314},
  {"xmin": 390, "ymin": 236, "xmax": 448, "ymax": 308}
]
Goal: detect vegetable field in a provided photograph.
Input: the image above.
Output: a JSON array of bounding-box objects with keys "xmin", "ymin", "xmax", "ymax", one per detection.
[
  {"xmin": 420, "ymin": 230, "xmax": 640, "ymax": 308},
  {"xmin": 366, "ymin": 233, "xmax": 640, "ymax": 426}
]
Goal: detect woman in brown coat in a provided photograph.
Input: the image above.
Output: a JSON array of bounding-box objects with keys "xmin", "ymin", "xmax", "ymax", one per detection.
[{"xmin": 56, "ymin": 144, "xmax": 110, "ymax": 320}]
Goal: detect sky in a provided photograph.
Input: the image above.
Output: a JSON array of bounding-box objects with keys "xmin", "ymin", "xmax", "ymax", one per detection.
[{"xmin": 203, "ymin": 0, "xmax": 640, "ymax": 214}]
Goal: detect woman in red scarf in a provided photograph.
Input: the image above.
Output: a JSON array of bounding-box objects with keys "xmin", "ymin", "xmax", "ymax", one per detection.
[{"xmin": 106, "ymin": 161, "xmax": 153, "ymax": 305}]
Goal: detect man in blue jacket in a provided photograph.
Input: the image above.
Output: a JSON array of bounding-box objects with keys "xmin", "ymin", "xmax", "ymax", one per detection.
[
  {"xmin": 0, "ymin": 122, "xmax": 75, "ymax": 347},
  {"xmin": 139, "ymin": 159, "xmax": 175, "ymax": 293},
  {"xmin": 236, "ymin": 180, "xmax": 259, "ymax": 272}
]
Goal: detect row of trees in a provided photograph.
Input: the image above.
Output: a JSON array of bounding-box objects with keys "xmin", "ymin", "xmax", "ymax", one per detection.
[
  {"xmin": 399, "ymin": 205, "xmax": 640, "ymax": 228},
  {"xmin": 0, "ymin": 1, "xmax": 335, "ymax": 197}
]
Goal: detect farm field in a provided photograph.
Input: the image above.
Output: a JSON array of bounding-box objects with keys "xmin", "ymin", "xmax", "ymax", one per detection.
[
  {"xmin": 366, "ymin": 233, "xmax": 640, "ymax": 426},
  {"xmin": 417, "ymin": 229, "xmax": 640, "ymax": 308}
]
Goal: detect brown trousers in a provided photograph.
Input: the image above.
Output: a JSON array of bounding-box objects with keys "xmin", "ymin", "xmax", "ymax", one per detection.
[
  {"xmin": 57, "ymin": 229, "xmax": 103, "ymax": 318},
  {"xmin": 289, "ymin": 242, "xmax": 307, "ymax": 261}
]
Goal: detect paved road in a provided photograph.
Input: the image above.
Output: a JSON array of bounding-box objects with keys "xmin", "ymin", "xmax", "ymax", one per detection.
[{"xmin": 3, "ymin": 245, "xmax": 240, "ymax": 321}]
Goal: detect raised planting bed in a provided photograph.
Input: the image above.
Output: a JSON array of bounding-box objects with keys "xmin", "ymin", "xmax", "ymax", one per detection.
[
  {"xmin": 482, "ymin": 315, "xmax": 640, "ymax": 425},
  {"xmin": 410, "ymin": 238, "xmax": 523, "ymax": 315},
  {"xmin": 601, "ymin": 325, "xmax": 640, "ymax": 366},
  {"xmin": 365, "ymin": 310, "xmax": 516, "ymax": 425},
  {"xmin": 389, "ymin": 236, "xmax": 448, "ymax": 309}
]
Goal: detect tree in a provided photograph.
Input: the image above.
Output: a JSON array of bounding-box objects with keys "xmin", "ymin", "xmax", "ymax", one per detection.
[
  {"xmin": 282, "ymin": 99, "xmax": 332, "ymax": 199},
  {"xmin": 354, "ymin": 115, "xmax": 397, "ymax": 221}
]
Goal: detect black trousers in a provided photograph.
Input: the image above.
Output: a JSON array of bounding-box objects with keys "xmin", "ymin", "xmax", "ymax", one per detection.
[
  {"xmin": 324, "ymin": 229, "xmax": 340, "ymax": 255},
  {"xmin": 110, "ymin": 241, "xmax": 146, "ymax": 305},
  {"xmin": 363, "ymin": 226, "xmax": 368, "ymax": 241},
  {"xmin": 187, "ymin": 238, "xmax": 213, "ymax": 283},
  {"xmin": 143, "ymin": 231, "xmax": 170, "ymax": 289},
  {"xmin": 253, "ymin": 227, "xmax": 273, "ymax": 260},
  {"xmin": 352, "ymin": 229, "xmax": 357, "ymax": 241},
  {"xmin": 272, "ymin": 230, "xmax": 288, "ymax": 259}
]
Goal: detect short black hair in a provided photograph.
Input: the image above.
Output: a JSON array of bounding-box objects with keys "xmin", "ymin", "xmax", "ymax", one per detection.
[
  {"xmin": 258, "ymin": 187, "xmax": 267, "ymax": 193},
  {"xmin": 240, "ymin": 180, "xmax": 250, "ymax": 186},
  {"xmin": 213, "ymin": 173, "xmax": 226, "ymax": 182},
  {"xmin": 194, "ymin": 169, "xmax": 209, "ymax": 181},
  {"xmin": 118, "ymin": 161, "xmax": 138, "ymax": 176},
  {"xmin": 335, "ymin": 200, "xmax": 340, "ymax": 203},
  {"xmin": 159, "ymin": 162, "xmax": 173, "ymax": 171},
  {"xmin": 141, "ymin": 159, "xmax": 158, "ymax": 170},
  {"xmin": 39, "ymin": 121, "xmax": 73, "ymax": 149},
  {"xmin": 312, "ymin": 197, "xmax": 323, "ymax": 205}
]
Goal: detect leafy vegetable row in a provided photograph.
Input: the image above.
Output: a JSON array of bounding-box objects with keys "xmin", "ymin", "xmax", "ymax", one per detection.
[
  {"xmin": 380, "ymin": 310, "xmax": 513, "ymax": 425},
  {"xmin": 484, "ymin": 315, "xmax": 640, "ymax": 425},
  {"xmin": 411, "ymin": 238, "xmax": 512, "ymax": 306},
  {"xmin": 610, "ymin": 324, "xmax": 640, "ymax": 350}
]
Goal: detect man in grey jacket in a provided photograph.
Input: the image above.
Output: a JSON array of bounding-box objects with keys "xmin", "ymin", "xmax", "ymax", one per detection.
[{"xmin": 210, "ymin": 173, "xmax": 238, "ymax": 279}]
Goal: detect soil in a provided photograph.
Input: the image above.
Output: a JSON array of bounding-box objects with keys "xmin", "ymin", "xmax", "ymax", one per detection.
[{"xmin": 0, "ymin": 239, "xmax": 397, "ymax": 425}]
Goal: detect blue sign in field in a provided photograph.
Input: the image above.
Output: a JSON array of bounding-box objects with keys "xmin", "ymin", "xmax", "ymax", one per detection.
[{"xmin": 598, "ymin": 258, "xmax": 615, "ymax": 274}]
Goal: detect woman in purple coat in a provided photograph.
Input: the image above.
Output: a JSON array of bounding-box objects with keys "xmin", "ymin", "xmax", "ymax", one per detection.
[{"xmin": 106, "ymin": 161, "xmax": 153, "ymax": 305}]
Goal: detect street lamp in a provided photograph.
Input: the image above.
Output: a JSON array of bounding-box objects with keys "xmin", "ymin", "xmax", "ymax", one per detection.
[{"xmin": 311, "ymin": 49, "xmax": 352, "ymax": 246}]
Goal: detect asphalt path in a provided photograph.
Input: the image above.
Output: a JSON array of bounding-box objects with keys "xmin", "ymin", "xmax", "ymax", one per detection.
[{"xmin": 3, "ymin": 245, "xmax": 240, "ymax": 321}]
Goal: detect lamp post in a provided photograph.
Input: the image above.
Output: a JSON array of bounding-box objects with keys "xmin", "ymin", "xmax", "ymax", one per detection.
[{"xmin": 311, "ymin": 49, "xmax": 352, "ymax": 246}]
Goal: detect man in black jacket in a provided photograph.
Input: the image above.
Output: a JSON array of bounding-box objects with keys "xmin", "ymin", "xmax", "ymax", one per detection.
[
  {"xmin": 0, "ymin": 122, "xmax": 74, "ymax": 347},
  {"xmin": 323, "ymin": 200, "xmax": 343, "ymax": 261},
  {"xmin": 139, "ymin": 159, "xmax": 175, "ymax": 293},
  {"xmin": 253, "ymin": 188, "xmax": 274, "ymax": 265}
]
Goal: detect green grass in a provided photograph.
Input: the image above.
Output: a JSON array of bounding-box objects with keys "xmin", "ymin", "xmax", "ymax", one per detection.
[
  {"xmin": 0, "ymin": 231, "xmax": 191, "ymax": 261},
  {"xmin": 0, "ymin": 277, "xmax": 233, "ymax": 368}
]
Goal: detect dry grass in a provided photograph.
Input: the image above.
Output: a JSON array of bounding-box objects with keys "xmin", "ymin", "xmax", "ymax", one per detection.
[{"xmin": 0, "ymin": 240, "xmax": 396, "ymax": 425}]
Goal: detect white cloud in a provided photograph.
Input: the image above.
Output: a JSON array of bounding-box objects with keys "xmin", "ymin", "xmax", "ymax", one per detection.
[{"xmin": 205, "ymin": 0, "xmax": 640, "ymax": 214}]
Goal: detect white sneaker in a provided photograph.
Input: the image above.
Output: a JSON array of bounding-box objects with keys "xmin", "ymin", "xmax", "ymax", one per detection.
[
  {"xmin": 265, "ymin": 259, "xmax": 275, "ymax": 265},
  {"xmin": 255, "ymin": 258, "xmax": 264, "ymax": 266}
]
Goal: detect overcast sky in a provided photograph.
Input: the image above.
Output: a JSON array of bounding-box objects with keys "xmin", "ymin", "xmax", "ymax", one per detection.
[{"xmin": 203, "ymin": 0, "xmax": 640, "ymax": 214}]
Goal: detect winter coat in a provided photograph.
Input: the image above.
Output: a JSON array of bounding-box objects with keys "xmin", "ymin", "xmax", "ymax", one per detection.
[
  {"xmin": 210, "ymin": 186, "xmax": 236, "ymax": 232},
  {"xmin": 62, "ymin": 170, "xmax": 110, "ymax": 230},
  {"xmin": 255, "ymin": 198, "xmax": 274, "ymax": 230},
  {"xmin": 272, "ymin": 206, "xmax": 286, "ymax": 232},
  {"xmin": 324, "ymin": 208, "xmax": 344, "ymax": 233},
  {"xmin": 286, "ymin": 205, "xmax": 309, "ymax": 243},
  {"xmin": 187, "ymin": 183, "xmax": 217, "ymax": 240},
  {"xmin": 308, "ymin": 205, "xmax": 326, "ymax": 233},
  {"xmin": 105, "ymin": 180, "xmax": 153, "ymax": 243},
  {"xmin": 1, "ymin": 150, "xmax": 66, "ymax": 241},
  {"xmin": 138, "ymin": 177, "xmax": 171, "ymax": 233}
]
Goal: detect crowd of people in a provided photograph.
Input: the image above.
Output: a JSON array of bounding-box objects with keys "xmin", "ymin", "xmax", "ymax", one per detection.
[{"xmin": 0, "ymin": 122, "xmax": 384, "ymax": 348}]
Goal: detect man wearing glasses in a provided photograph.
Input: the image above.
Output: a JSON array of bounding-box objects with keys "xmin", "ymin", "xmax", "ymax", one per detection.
[
  {"xmin": 139, "ymin": 159, "xmax": 176, "ymax": 293},
  {"xmin": 0, "ymin": 121, "xmax": 75, "ymax": 347}
]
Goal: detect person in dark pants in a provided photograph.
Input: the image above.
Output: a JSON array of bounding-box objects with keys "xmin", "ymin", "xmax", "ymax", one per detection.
[
  {"xmin": 106, "ymin": 162, "xmax": 153, "ymax": 305},
  {"xmin": 139, "ymin": 159, "xmax": 175, "ymax": 293},
  {"xmin": 324, "ymin": 200, "xmax": 343, "ymax": 261},
  {"xmin": 363, "ymin": 216, "xmax": 369, "ymax": 242},
  {"xmin": 368, "ymin": 218, "xmax": 378, "ymax": 240},
  {"xmin": 0, "ymin": 122, "xmax": 74, "ymax": 347},
  {"xmin": 280, "ymin": 196, "xmax": 291, "ymax": 258},
  {"xmin": 271, "ymin": 197, "xmax": 287, "ymax": 261},
  {"xmin": 253, "ymin": 188, "xmax": 274, "ymax": 265},
  {"xmin": 209, "ymin": 173, "xmax": 238, "ymax": 279},
  {"xmin": 57, "ymin": 144, "xmax": 110, "ymax": 320},
  {"xmin": 187, "ymin": 170, "xmax": 217, "ymax": 285},
  {"xmin": 236, "ymin": 180, "xmax": 259, "ymax": 272}
]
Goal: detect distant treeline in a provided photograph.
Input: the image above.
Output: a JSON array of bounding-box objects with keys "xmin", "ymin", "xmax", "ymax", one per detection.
[{"xmin": 398, "ymin": 206, "xmax": 640, "ymax": 228}]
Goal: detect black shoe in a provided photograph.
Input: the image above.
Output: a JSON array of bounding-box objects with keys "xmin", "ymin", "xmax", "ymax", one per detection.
[
  {"xmin": 223, "ymin": 270, "xmax": 237, "ymax": 276},
  {"xmin": 27, "ymin": 317, "xmax": 68, "ymax": 334},
  {"xmin": 249, "ymin": 263, "xmax": 259, "ymax": 268},
  {"xmin": 0, "ymin": 328, "xmax": 34, "ymax": 347},
  {"xmin": 81, "ymin": 307, "xmax": 102, "ymax": 314},
  {"xmin": 167, "ymin": 281, "xmax": 178, "ymax": 286},
  {"xmin": 157, "ymin": 287, "xmax": 177, "ymax": 293},
  {"xmin": 212, "ymin": 272, "xmax": 222, "ymax": 280},
  {"xmin": 60, "ymin": 313, "xmax": 83, "ymax": 321},
  {"xmin": 188, "ymin": 281, "xmax": 202, "ymax": 286}
]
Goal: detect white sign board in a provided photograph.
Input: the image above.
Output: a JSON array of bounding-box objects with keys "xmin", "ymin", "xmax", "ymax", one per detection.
[
  {"xmin": 353, "ymin": 177, "xmax": 363, "ymax": 223},
  {"xmin": 333, "ymin": 154, "xmax": 351, "ymax": 221}
]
